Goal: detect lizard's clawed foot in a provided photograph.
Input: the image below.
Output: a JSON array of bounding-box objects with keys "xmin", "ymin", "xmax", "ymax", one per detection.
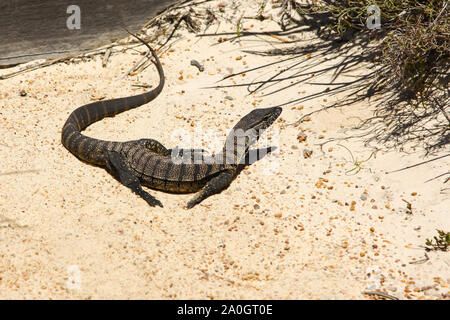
[
  {"xmin": 147, "ymin": 197, "xmax": 164, "ymax": 208},
  {"xmin": 140, "ymin": 190, "xmax": 163, "ymax": 208},
  {"xmin": 185, "ymin": 199, "xmax": 198, "ymax": 209}
]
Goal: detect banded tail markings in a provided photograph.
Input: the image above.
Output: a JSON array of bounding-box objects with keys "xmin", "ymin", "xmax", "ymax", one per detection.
[
  {"xmin": 101, "ymin": 100, "xmax": 108, "ymax": 120},
  {"xmin": 72, "ymin": 112, "xmax": 82, "ymax": 131},
  {"xmin": 63, "ymin": 130, "xmax": 77, "ymax": 147},
  {"xmin": 84, "ymin": 105, "xmax": 91, "ymax": 126},
  {"xmin": 77, "ymin": 137, "xmax": 89, "ymax": 157},
  {"xmin": 61, "ymin": 32, "xmax": 164, "ymax": 164}
]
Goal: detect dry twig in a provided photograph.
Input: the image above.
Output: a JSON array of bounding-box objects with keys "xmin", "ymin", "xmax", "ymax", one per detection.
[{"xmin": 362, "ymin": 291, "xmax": 399, "ymax": 300}]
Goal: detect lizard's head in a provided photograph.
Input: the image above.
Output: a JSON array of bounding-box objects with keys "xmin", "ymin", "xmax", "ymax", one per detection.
[
  {"xmin": 232, "ymin": 107, "xmax": 282, "ymax": 133},
  {"xmin": 223, "ymin": 107, "xmax": 282, "ymax": 164}
]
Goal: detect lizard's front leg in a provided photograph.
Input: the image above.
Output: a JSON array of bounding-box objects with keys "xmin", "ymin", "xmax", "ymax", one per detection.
[
  {"xmin": 106, "ymin": 151, "xmax": 163, "ymax": 207},
  {"xmin": 186, "ymin": 170, "xmax": 235, "ymax": 209}
]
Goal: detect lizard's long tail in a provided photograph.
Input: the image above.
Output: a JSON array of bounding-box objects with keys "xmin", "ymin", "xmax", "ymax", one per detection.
[{"xmin": 61, "ymin": 32, "xmax": 164, "ymax": 165}]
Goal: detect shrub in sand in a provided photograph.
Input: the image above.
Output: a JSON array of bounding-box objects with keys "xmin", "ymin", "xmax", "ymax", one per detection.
[{"xmin": 296, "ymin": 0, "xmax": 449, "ymax": 154}]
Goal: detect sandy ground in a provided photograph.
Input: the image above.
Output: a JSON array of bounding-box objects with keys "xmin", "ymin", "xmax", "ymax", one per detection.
[{"xmin": 0, "ymin": 0, "xmax": 448, "ymax": 299}]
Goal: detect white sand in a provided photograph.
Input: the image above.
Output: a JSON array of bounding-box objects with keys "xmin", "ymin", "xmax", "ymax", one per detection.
[{"xmin": 0, "ymin": 0, "xmax": 448, "ymax": 299}]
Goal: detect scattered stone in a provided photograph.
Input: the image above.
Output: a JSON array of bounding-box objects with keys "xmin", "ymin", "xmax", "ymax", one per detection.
[
  {"xmin": 297, "ymin": 132, "xmax": 307, "ymax": 142},
  {"xmin": 190, "ymin": 59, "xmax": 204, "ymax": 72},
  {"xmin": 302, "ymin": 116, "xmax": 312, "ymax": 122},
  {"xmin": 303, "ymin": 149, "xmax": 313, "ymax": 159}
]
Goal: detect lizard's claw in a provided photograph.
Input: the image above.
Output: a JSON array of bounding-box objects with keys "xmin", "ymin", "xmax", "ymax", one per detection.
[
  {"xmin": 185, "ymin": 200, "xmax": 197, "ymax": 209},
  {"xmin": 151, "ymin": 199, "xmax": 164, "ymax": 208},
  {"xmin": 138, "ymin": 190, "xmax": 163, "ymax": 208}
]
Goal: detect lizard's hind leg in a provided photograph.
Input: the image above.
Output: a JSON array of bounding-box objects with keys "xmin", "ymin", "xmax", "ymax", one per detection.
[{"xmin": 138, "ymin": 138, "xmax": 171, "ymax": 156}]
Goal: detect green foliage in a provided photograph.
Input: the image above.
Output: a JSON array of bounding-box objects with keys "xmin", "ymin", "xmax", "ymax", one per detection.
[
  {"xmin": 425, "ymin": 230, "xmax": 450, "ymax": 251},
  {"xmin": 303, "ymin": 1, "xmax": 449, "ymax": 93},
  {"xmin": 298, "ymin": 0, "xmax": 449, "ymax": 154}
]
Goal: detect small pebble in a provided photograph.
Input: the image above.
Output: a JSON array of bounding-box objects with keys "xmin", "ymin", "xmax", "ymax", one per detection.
[
  {"xmin": 303, "ymin": 149, "xmax": 313, "ymax": 159},
  {"xmin": 297, "ymin": 132, "xmax": 307, "ymax": 142},
  {"xmin": 190, "ymin": 59, "xmax": 204, "ymax": 72}
]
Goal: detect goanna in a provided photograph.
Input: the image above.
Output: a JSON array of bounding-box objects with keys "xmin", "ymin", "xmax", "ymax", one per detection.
[{"xmin": 61, "ymin": 33, "xmax": 282, "ymax": 209}]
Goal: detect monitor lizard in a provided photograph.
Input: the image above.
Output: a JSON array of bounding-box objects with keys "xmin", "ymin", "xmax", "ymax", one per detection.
[{"xmin": 61, "ymin": 32, "xmax": 282, "ymax": 209}]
